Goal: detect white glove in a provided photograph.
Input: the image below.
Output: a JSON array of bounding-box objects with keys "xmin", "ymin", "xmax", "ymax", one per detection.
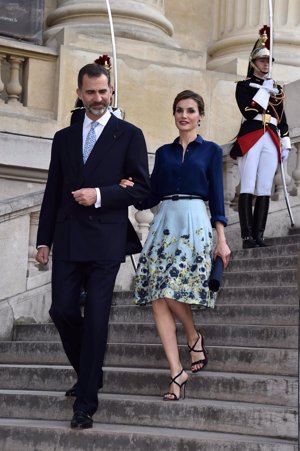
[
  {"xmin": 281, "ymin": 148, "xmax": 290, "ymax": 162},
  {"xmin": 262, "ymin": 79, "xmax": 274, "ymax": 90},
  {"xmin": 262, "ymin": 79, "xmax": 279, "ymax": 95}
]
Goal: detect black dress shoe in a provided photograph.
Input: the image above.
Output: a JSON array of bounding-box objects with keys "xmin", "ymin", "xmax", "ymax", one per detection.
[
  {"xmin": 242, "ymin": 237, "xmax": 259, "ymax": 249},
  {"xmin": 70, "ymin": 410, "xmax": 93, "ymax": 429},
  {"xmin": 65, "ymin": 383, "xmax": 77, "ymax": 397},
  {"xmin": 255, "ymin": 237, "xmax": 269, "ymax": 247}
]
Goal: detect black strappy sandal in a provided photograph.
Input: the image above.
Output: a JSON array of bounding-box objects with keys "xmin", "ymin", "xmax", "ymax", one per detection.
[
  {"xmin": 163, "ymin": 369, "xmax": 188, "ymax": 401},
  {"xmin": 187, "ymin": 331, "xmax": 208, "ymax": 373}
]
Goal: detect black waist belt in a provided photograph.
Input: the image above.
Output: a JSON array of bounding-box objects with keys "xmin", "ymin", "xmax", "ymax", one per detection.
[{"xmin": 162, "ymin": 195, "xmax": 204, "ymax": 201}]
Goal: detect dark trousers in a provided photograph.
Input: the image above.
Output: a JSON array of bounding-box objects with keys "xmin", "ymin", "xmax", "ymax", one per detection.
[{"xmin": 50, "ymin": 260, "xmax": 120, "ymax": 415}]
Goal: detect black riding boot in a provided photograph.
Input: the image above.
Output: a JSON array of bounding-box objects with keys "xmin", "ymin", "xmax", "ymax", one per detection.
[
  {"xmin": 252, "ymin": 196, "xmax": 270, "ymax": 247},
  {"xmin": 238, "ymin": 193, "xmax": 258, "ymax": 249}
]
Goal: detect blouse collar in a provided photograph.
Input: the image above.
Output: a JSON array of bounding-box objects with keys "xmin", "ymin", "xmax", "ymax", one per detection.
[{"xmin": 172, "ymin": 135, "xmax": 203, "ymax": 146}]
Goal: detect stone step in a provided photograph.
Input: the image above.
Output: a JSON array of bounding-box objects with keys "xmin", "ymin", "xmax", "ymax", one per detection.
[
  {"xmin": 0, "ymin": 391, "xmax": 297, "ymax": 440},
  {"xmin": 109, "ymin": 304, "xmax": 299, "ymax": 326},
  {"xmin": 113, "ymin": 323, "xmax": 298, "ymax": 349},
  {"xmin": 251, "ymin": 234, "xmax": 300, "ymax": 247},
  {"xmin": 13, "ymin": 323, "xmax": 298, "ymax": 349},
  {"xmin": 231, "ymin": 241, "xmax": 300, "ymax": 259},
  {"xmin": 0, "ymin": 342, "xmax": 297, "ymax": 376},
  {"xmin": 228, "ymin": 254, "xmax": 298, "ymax": 272},
  {"xmin": 128, "ymin": 323, "xmax": 297, "ymax": 348},
  {"xmin": 265, "ymin": 234, "xmax": 300, "ymax": 245},
  {"xmin": 112, "ymin": 286, "xmax": 298, "ymax": 305},
  {"xmin": 0, "ymin": 365, "xmax": 296, "ymax": 407},
  {"xmin": 0, "ymin": 419, "xmax": 296, "ymax": 451},
  {"xmin": 217, "ymin": 286, "xmax": 298, "ymax": 305},
  {"xmin": 222, "ymin": 268, "xmax": 296, "ymax": 288},
  {"xmin": 108, "ymin": 343, "xmax": 297, "ymax": 376},
  {"xmin": 288, "ymin": 226, "xmax": 300, "ymax": 236}
]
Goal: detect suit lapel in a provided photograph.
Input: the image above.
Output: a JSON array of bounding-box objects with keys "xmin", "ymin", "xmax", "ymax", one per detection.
[{"xmin": 68, "ymin": 122, "xmax": 84, "ymax": 180}]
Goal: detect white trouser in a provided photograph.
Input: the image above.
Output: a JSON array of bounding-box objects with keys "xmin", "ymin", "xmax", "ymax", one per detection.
[{"xmin": 238, "ymin": 132, "xmax": 278, "ymax": 196}]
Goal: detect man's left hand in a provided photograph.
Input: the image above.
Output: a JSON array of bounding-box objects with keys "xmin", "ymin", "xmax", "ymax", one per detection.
[{"xmin": 72, "ymin": 188, "xmax": 97, "ymax": 206}]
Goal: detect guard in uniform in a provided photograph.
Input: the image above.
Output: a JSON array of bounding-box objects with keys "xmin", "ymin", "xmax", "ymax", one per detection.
[{"xmin": 230, "ymin": 26, "xmax": 291, "ymax": 248}]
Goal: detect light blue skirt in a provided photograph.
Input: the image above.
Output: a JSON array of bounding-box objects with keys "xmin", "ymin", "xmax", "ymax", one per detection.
[{"xmin": 134, "ymin": 199, "xmax": 216, "ymax": 308}]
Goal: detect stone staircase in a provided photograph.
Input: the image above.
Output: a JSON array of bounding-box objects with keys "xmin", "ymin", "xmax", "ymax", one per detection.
[{"xmin": 0, "ymin": 235, "xmax": 298, "ymax": 450}]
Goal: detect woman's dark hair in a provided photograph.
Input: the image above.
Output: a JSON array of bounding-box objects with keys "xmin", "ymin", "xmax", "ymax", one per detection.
[
  {"xmin": 173, "ymin": 90, "xmax": 205, "ymax": 116},
  {"xmin": 77, "ymin": 63, "xmax": 111, "ymax": 89}
]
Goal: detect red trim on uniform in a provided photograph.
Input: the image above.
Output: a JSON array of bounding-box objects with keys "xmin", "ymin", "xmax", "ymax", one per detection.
[
  {"xmin": 237, "ymin": 130, "xmax": 264, "ymax": 155},
  {"xmin": 237, "ymin": 128, "xmax": 281, "ymax": 161}
]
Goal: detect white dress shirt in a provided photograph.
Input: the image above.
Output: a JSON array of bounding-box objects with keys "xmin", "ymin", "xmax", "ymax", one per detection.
[{"xmin": 82, "ymin": 110, "xmax": 111, "ymax": 208}]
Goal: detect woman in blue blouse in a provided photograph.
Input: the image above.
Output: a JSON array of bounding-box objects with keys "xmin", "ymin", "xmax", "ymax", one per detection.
[{"xmin": 121, "ymin": 90, "xmax": 231, "ymax": 401}]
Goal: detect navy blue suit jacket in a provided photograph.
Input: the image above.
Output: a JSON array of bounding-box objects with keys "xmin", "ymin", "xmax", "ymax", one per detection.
[{"xmin": 37, "ymin": 114, "xmax": 150, "ymax": 262}]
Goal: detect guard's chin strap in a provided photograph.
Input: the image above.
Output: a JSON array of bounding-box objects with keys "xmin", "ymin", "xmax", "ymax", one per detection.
[
  {"xmin": 258, "ymin": 70, "xmax": 269, "ymax": 78},
  {"xmin": 250, "ymin": 61, "xmax": 269, "ymax": 78}
]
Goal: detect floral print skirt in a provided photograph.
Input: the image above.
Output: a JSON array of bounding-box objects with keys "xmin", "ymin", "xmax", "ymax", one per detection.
[{"xmin": 134, "ymin": 199, "xmax": 216, "ymax": 308}]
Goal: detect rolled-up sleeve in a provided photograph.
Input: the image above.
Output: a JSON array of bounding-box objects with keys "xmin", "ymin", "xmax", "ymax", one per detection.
[{"xmin": 208, "ymin": 145, "xmax": 228, "ymax": 227}]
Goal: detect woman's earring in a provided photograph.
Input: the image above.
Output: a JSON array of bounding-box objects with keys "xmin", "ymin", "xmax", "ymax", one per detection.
[{"xmin": 198, "ymin": 121, "xmax": 201, "ymax": 126}]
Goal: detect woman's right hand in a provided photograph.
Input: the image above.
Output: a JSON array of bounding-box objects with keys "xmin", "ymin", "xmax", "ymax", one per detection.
[
  {"xmin": 119, "ymin": 177, "xmax": 134, "ymax": 188},
  {"xmin": 214, "ymin": 240, "xmax": 231, "ymax": 269},
  {"xmin": 214, "ymin": 221, "xmax": 231, "ymax": 269}
]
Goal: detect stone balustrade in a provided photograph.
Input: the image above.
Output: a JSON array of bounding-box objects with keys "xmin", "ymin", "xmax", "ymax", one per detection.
[
  {"xmin": 0, "ymin": 37, "xmax": 57, "ymax": 115},
  {"xmin": 0, "ymin": 191, "xmax": 51, "ymax": 340}
]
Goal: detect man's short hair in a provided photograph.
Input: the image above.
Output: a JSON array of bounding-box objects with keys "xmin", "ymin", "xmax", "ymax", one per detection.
[{"xmin": 78, "ymin": 63, "xmax": 110, "ymax": 89}]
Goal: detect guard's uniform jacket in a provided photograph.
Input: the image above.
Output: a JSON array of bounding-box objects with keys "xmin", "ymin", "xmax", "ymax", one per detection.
[{"xmin": 230, "ymin": 75, "xmax": 290, "ymax": 161}]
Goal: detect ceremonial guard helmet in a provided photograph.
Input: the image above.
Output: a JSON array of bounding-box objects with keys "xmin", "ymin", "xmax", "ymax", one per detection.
[{"xmin": 247, "ymin": 26, "xmax": 273, "ymax": 77}]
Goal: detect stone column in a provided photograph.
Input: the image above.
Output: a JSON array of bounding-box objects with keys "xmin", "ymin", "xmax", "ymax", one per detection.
[
  {"xmin": 44, "ymin": 0, "xmax": 176, "ymax": 47},
  {"xmin": 208, "ymin": 0, "xmax": 300, "ymax": 70}
]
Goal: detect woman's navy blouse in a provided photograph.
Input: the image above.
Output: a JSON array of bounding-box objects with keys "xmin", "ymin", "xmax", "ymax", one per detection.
[{"xmin": 137, "ymin": 135, "xmax": 227, "ymax": 227}]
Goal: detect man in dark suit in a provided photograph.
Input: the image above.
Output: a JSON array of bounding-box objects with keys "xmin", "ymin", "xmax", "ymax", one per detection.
[{"xmin": 36, "ymin": 63, "xmax": 150, "ymax": 429}]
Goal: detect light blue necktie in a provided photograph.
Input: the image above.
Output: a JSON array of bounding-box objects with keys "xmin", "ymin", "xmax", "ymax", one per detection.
[{"xmin": 83, "ymin": 121, "xmax": 99, "ymax": 164}]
